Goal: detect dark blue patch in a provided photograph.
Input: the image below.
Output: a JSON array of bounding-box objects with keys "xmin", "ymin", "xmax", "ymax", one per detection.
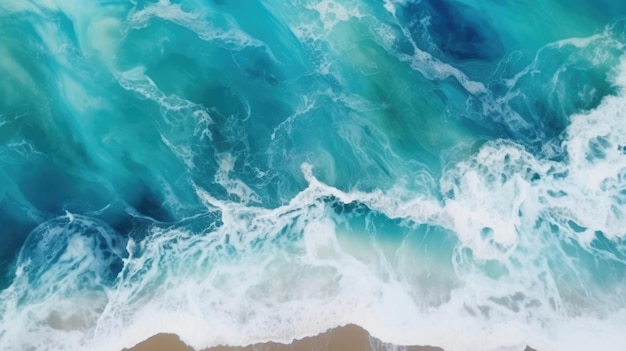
[
  {"xmin": 399, "ymin": 0, "xmax": 505, "ymax": 62},
  {"xmin": 0, "ymin": 212, "xmax": 38, "ymax": 290},
  {"xmin": 120, "ymin": 179, "xmax": 175, "ymax": 223}
]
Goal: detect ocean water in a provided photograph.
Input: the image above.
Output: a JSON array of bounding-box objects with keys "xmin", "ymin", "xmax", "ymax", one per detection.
[{"xmin": 1, "ymin": 0, "xmax": 626, "ymax": 350}]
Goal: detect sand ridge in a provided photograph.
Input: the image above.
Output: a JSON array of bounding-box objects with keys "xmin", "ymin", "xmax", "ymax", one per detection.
[{"xmin": 124, "ymin": 324, "xmax": 444, "ymax": 351}]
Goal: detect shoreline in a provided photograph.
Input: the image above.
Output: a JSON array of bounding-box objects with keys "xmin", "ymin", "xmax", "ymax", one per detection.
[{"xmin": 124, "ymin": 324, "xmax": 445, "ymax": 351}]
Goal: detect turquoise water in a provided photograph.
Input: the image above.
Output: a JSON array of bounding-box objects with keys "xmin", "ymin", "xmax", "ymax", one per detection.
[{"xmin": 1, "ymin": 1, "xmax": 626, "ymax": 350}]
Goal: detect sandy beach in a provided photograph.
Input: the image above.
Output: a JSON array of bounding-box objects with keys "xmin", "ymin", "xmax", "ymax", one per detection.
[{"xmin": 124, "ymin": 324, "xmax": 445, "ymax": 351}]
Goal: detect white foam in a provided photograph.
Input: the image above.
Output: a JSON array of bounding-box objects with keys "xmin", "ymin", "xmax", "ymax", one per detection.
[
  {"xmin": 214, "ymin": 153, "xmax": 262, "ymax": 205},
  {"xmin": 382, "ymin": 0, "xmax": 397, "ymax": 17},
  {"xmin": 160, "ymin": 134, "xmax": 196, "ymax": 170},
  {"xmin": 2, "ymin": 139, "xmax": 626, "ymax": 351},
  {"xmin": 271, "ymin": 94, "xmax": 318, "ymax": 141},
  {"xmin": 395, "ymin": 42, "xmax": 487, "ymax": 95},
  {"xmin": 284, "ymin": 0, "xmax": 487, "ymax": 95},
  {"xmin": 0, "ymin": 216, "xmax": 125, "ymax": 351},
  {"xmin": 306, "ymin": 0, "xmax": 365, "ymax": 31},
  {"xmin": 127, "ymin": 0, "xmax": 261, "ymax": 49},
  {"xmin": 99, "ymin": 55, "xmax": 626, "ymax": 351}
]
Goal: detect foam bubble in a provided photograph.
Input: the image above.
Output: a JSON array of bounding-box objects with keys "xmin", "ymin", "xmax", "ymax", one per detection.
[{"xmin": 307, "ymin": 0, "xmax": 364, "ymax": 31}]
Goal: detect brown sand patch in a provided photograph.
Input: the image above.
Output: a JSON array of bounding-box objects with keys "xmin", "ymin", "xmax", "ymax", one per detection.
[{"xmin": 124, "ymin": 324, "xmax": 443, "ymax": 351}]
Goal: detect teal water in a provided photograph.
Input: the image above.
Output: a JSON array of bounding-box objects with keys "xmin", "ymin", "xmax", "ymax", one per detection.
[{"xmin": 1, "ymin": 1, "xmax": 626, "ymax": 350}]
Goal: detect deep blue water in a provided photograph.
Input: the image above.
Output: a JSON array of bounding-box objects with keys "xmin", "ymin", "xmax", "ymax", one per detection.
[{"xmin": 1, "ymin": 1, "xmax": 626, "ymax": 350}]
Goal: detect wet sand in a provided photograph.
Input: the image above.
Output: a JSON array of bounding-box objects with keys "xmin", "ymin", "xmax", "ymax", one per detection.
[{"xmin": 124, "ymin": 324, "xmax": 444, "ymax": 351}]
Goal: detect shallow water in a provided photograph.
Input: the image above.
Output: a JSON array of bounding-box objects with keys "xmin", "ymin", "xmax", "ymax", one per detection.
[{"xmin": 1, "ymin": 1, "xmax": 626, "ymax": 350}]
